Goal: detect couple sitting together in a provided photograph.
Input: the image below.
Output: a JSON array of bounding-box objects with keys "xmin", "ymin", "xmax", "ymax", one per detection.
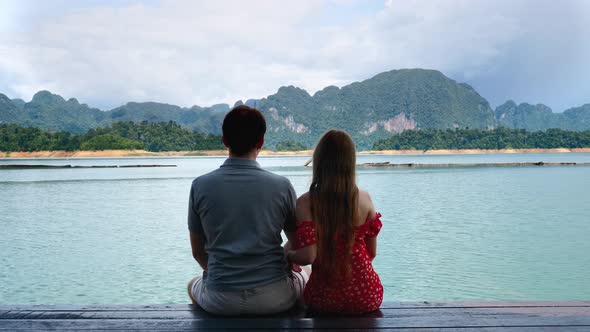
[{"xmin": 187, "ymin": 105, "xmax": 383, "ymax": 315}]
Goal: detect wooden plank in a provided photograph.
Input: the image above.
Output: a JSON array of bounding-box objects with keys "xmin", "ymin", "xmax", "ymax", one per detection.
[
  {"xmin": 4, "ymin": 328, "xmax": 590, "ymax": 332},
  {"xmin": 5, "ymin": 306, "xmax": 589, "ymax": 320},
  {"xmin": 378, "ymin": 306, "xmax": 590, "ymax": 318},
  {"xmin": 3, "ymin": 327, "xmax": 590, "ymax": 332},
  {"xmin": 2, "ymin": 306, "xmax": 590, "ymax": 328},
  {"xmin": 2, "ymin": 302, "xmax": 590, "ymax": 331},
  {"xmin": 380, "ymin": 301, "xmax": 590, "ymax": 309},
  {"xmin": 1, "ymin": 317, "xmax": 590, "ymax": 330},
  {"xmin": 0, "ymin": 311, "xmax": 38, "ymax": 319},
  {"xmin": 3, "ymin": 305, "xmax": 589, "ymax": 319},
  {"xmin": 2, "ymin": 301, "xmax": 589, "ymax": 312}
]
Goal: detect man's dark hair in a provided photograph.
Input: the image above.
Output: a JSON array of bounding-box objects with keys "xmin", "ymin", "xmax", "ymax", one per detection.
[{"xmin": 222, "ymin": 105, "xmax": 266, "ymax": 156}]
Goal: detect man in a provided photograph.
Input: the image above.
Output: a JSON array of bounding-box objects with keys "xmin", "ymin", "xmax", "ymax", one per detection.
[{"xmin": 187, "ymin": 105, "xmax": 307, "ymax": 315}]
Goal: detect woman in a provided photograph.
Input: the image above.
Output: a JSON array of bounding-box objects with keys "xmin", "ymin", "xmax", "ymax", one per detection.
[{"xmin": 287, "ymin": 129, "xmax": 383, "ymax": 314}]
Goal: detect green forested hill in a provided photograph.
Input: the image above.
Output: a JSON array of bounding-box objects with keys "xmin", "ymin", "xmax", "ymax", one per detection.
[
  {"xmin": 1, "ymin": 68, "xmax": 590, "ymax": 149},
  {"xmin": 0, "ymin": 91, "xmax": 229, "ymax": 135},
  {"xmin": 373, "ymin": 128, "xmax": 590, "ymax": 150},
  {"xmin": 108, "ymin": 102, "xmax": 228, "ymax": 134},
  {"xmin": 0, "ymin": 93, "xmax": 24, "ymax": 124},
  {"xmin": 0, "ymin": 122, "xmax": 223, "ymax": 152},
  {"xmin": 494, "ymin": 101, "xmax": 590, "ymax": 131},
  {"xmin": 256, "ymin": 69, "xmax": 496, "ymax": 149},
  {"xmin": 20, "ymin": 91, "xmax": 108, "ymax": 133}
]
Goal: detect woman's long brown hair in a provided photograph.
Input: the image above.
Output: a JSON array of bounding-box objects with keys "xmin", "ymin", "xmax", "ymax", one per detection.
[{"xmin": 310, "ymin": 129, "xmax": 358, "ymax": 281}]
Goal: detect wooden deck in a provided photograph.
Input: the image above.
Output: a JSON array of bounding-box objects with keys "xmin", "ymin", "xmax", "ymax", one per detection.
[{"xmin": 1, "ymin": 301, "xmax": 589, "ymax": 331}]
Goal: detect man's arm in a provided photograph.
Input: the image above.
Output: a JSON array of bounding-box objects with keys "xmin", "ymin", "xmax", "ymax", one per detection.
[
  {"xmin": 283, "ymin": 181, "xmax": 303, "ymax": 262},
  {"xmin": 283, "ymin": 181, "xmax": 298, "ymax": 234},
  {"xmin": 188, "ymin": 182, "xmax": 208, "ymax": 271},
  {"xmin": 190, "ymin": 231, "xmax": 208, "ymax": 271}
]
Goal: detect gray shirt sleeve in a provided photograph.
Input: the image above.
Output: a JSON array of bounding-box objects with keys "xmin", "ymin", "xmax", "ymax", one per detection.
[
  {"xmin": 188, "ymin": 182, "xmax": 203, "ymax": 234},
  {"xmin": 283, "ymin": 180, "xmax": 297, "ymax": 233}
]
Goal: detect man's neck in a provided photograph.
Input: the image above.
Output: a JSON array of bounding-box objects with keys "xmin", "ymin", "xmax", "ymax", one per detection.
[{"xmin": 228, "ymin": 149, "xmax": 259, "ymax": 160}]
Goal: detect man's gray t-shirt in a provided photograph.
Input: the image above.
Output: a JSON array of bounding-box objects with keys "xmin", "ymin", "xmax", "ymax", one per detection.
[{"xmin": 188, "ymin": 157, "xmax": 297, "ymax": 291}]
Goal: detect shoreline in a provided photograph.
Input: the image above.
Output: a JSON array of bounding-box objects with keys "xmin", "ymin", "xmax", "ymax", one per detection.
[{"xmin": 1, "ymin": 148, "xmax": 590, "ymax": 158}]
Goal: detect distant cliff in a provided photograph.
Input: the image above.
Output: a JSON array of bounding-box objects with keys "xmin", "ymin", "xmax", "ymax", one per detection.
[
  {"xmin": 256, "ymin": 69, "xmax": 495, "ymax": 149},
  {"xmin": 495, "ymin": 101, "xmax": 590, "ymax": 131}
]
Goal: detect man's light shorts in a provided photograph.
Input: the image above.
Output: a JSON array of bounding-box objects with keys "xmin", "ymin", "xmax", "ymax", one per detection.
[{"xmin": 188, "ymin": 270, "xmax": 309, "ymax": 315}]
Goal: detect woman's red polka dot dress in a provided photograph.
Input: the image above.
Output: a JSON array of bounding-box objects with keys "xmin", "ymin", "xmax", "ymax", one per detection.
[{"xmin": 293, "ymin": 213, "xmax": 383, "ymax": 314}]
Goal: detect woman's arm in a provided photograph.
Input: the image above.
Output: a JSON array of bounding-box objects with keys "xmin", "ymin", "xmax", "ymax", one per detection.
[
  {"xmin": 283, "ymin": 235, "xmax": 313, "ymax": 266},
  {"xmin": 360, "ymin": 190, "xmax": 378, "ymax": 260},
  {"xmin": 365, "ymin": 236, "xmax": 377, "ymax": 261},
  {"xmin": 286, "ymin": 193, "xmax": 317, "ymax": 265},
  {"xmin": 287, "ymin": 245, "xmax": 316, "ymax": 266}
]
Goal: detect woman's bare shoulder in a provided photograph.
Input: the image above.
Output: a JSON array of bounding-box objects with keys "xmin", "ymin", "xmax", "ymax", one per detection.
[
  {"xmin": 358, "ymin": 188, "xmax": 377, "ymax": 220},
  {"xmin": 297, "ymin": 192, "xmax": 310, "ymax": 206},
  {"xmin": 296, "ymin": 192, "xmax": 313, "ymax": 221},
  {"xmin": 358, "ymin": 189, "xmax": 374, "ymax": 207}
]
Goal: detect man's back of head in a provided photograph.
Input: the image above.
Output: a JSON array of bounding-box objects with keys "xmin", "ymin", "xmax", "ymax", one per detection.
[{"xmin": 222, "ymin": 105, "xmax": 266, "ymax": 157}]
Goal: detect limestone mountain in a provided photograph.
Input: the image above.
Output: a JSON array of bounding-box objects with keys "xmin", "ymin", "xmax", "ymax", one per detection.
[
  {"xmin": 1, "ymin": 68, "xmax": 590, "ymax": 149},
  {"xmin": 495, "ymin": 101, "xmax": 590, "ymax": 131},
  {"xmin": 5, "ymin": 91, "xmax": 108, "ymax": 133},
  {"xmin": 562, "ymin": 104, "xmax": 590, "ymax": 130},
  {"xmin": 0, "ymin": 93, "xmax": 24, "ymax": 124},
  {"xmin": 0, "ymin": 91, "xmax": 226, "ymax": 134},
  {"xmin": 256, "ymin": 69, "xmax": 496, "ymax": 148},
  {"xmin": 107, "ymin": 102, "xmax": 225, "ymax": 134}
]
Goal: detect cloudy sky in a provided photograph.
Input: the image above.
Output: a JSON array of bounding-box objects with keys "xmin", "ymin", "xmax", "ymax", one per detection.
[{"xmin": 1, "ymin": 0, "xmax": 589, "ymax": 111}]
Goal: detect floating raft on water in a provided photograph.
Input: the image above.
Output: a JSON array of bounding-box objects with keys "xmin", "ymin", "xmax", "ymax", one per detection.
[
  {"xmin": 361, "ymin": 161, "xmax": 590, "ymax": 168},
  {"xmin": 0, "ymin": 164, "xmax": 176, "ymax": 169}
]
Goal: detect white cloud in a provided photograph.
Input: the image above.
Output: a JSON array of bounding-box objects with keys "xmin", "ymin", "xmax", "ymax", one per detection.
[
  {"xmin": 0, "ymin": 0, "xmax": 589, "ymax": 111},
  {"xmin": 313, "ymin": 0, "xmax": 590, "ymax": 110}
]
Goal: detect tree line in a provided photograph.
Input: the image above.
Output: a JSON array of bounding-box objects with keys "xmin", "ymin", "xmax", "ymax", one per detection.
[
  {"xmin": 3, "ymin": 123, "xmax": 590, "ymax": 152},
  {"xmin": 372, "ymin": 127, "xmax": 590, "ymax": 150},
  {"xmin": 0, "ymin": 121, "xmax": 224, "ymax": 152}
]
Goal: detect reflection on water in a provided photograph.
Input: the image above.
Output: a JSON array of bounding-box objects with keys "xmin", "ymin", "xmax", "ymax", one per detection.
[{"xmin": 1, "ymin": 154, "xmax": 589, "ymax": 304}]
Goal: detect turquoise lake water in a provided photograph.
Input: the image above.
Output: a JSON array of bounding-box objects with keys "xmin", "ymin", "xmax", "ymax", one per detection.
[{"xmin": 1, "ymin": 153, "xmax": 589, "ymax": 304}]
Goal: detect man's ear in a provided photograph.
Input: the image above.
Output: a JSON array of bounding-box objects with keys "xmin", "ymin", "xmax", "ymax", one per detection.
[
  {"xmin": 222, "ymin": 136, "xmax": 229, "ymax": 148},
  {"xmin": 255, "ymin": 136, "xmax": 264, "ymax": 150}
]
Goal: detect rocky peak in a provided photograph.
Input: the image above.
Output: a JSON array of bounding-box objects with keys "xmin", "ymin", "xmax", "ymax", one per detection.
[{"xmin": 31, "ymin": 90, "xmax": 66, "ymax": 105}]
